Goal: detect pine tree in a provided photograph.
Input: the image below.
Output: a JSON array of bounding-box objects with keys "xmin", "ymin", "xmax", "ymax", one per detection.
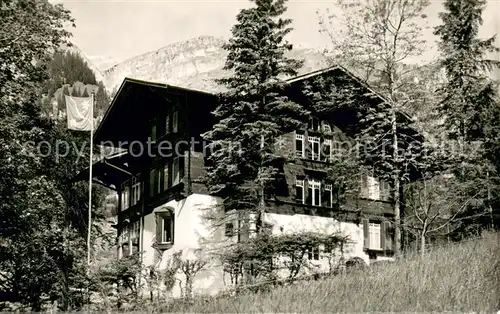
[
  {"xmin": 95, "ymin": 81, "xmax": 110, "ymax": 115},
  {"xmin": 434, "ymin": 0, "xmax": 500, "ymax": 233},
  {"xmin": 70, "ymin": 86, "xmax": 79, "ymax": 97},
  {"xmin": 203, "ymin": 0, "xmax": 308, "ymax": 234},
  {"xmin": 62, "ymin": 85, "xmax": 70, "ymax": 96},
  {"xmin": 81, "ymin": 87, "xmax": 89, "ymax": 97}
]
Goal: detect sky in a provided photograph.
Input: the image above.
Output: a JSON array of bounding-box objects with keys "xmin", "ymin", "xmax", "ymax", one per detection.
[{"xmin": 52, "ymin": 0, "xmax": 500, "ymax": 64}]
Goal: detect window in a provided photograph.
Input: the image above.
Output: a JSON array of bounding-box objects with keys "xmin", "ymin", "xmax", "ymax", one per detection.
[
  {"xmin": 368, "ymin": 175, "xmax": 380, "ymax": 200},
  {"xmin": 295, "ymin": 178, "xmax": 305, "ymax": 204},
  {"xmin": 308, "ymin": 117, "xmax": 320, "ymax": 131},
  {"xmin": 380, "ymin": 180, "xmax": 390, "ymax": 201},
  {"xmin": 172, "ymin": 110, "xmax": 179, "ymax": 133},
  {"xmin": 172, "ymin": 157, "xmax": 181, "ymax": 185},
  {"xmin": 225, "ymin": 222, "xmax": 234, "ymax": 237},
  {"xmin": 163, "ymin": 164, "xmax": 170, "ymax": 191},
  {"xmin": 323, "ymin": 139, "xmax": 332, "ymax": 162},
  {"xmin": 361, "ymin": 173, "xmax": 380, "ymax": 200},
  {"xmin": 307, "ymin": 246, "xmax": 320, "ymax": 260},
  {"xmin": 156, "ymin": 211, "xmax": 174, "ymax": 245},
  {"xmin": 151, "ymin": 121, "xmax": 157, "ymax": 142},
  {"xmin": 307, "ymin": 179, "xmax": 321, "ymax": 206},
  {"xmin": 321, "ymin": 120, "xmax": 331, "ymax": 132},
  {"xmin": 295, "ymin": 133, "xmax": 305, "ymax": 158},
  {"xmin": 162, "ymin": 216, "xmax": 174, "ymax": 243},
  {"xmin": 165, "ymin": 114, "xmax": 170, "ymax": 134},
  {"xmin": 131, "ymin": 177, "xmax": 141, "ymax": 206},
  {"xmin": 263, "ymin": 222, "xmax": 274, "ymax": 235},
  {"xmin": 119, "ymin": 226, "xmax": 130, "ymax": 258},
  {"xmin": 120, "ymin": 221, "xmax": 140, "ymax": 258},
  {"xmin": 361, "ymin": 174, "xmax": 368, "ymax": 198},
  {"xmin": 130, "ymin": 221, "xmax": 140, "ymax": 254},
  {"xmin": 156, "ymin": 167, "xmax": 164, "ymax": 194},
  {"xmin": 121, "ymin": 241, "xmax": 130, "ymax": 258},
  {"xmin": 308, "ymin": 136, "xmax": 320, "ymax": 161},
  {"xmin": 149, "ymin": 169, "xmax": 156, "ymax": 197},
  {"xmin": 369, "ymin": 223, "xmax": 381, "ymax": 250},
  {"xmin": 323, "ymin": 183, "xmax": 333, "ymax": 208},
  {"xmin": 122, "ymin": 185, "xmax": 130, "ymax": 209}
]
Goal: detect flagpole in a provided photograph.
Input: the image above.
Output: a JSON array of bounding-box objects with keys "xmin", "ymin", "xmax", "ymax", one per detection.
[{"xmin": 87, "ymin": 92, "xmax": 94, "ymax": 266}]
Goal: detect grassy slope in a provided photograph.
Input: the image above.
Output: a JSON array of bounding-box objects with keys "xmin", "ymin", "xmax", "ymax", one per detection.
[{"xmin": 164, "ymin": 232, "xmax": 500, "ymax": 312}]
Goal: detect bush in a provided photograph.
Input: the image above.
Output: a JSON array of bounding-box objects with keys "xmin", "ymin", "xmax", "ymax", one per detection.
[{"xmin": 219, "ymin": 232, "xmax": 349, "ymax": 290}]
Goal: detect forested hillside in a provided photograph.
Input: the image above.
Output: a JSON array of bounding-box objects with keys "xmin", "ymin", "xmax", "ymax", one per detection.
[{"xmin": 40, "ymin": 50, "xmax": 110, "ymax": 119}]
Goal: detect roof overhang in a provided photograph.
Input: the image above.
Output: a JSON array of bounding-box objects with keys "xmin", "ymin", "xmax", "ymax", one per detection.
[
  {"xmin": 287, "ymin": 65, "xmax": 423, "ymax": 140},
  {"xmin": 72, "ymin": 151, "xmax": 132, "ymax": 190},
  {"xmin": 94, "ymin": 78, "xmax": 214, "ymax": 147}
]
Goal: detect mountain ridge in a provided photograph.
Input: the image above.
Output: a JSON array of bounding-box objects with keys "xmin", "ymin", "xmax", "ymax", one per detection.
[{"xmin": 83, "ymin": 35, "xmax": 330, "ymax": 94}]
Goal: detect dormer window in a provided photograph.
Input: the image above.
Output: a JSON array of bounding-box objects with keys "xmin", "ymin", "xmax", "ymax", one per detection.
[{"xmin": 321, "ymin": 120, "xmax": 331, "ymax": 132}]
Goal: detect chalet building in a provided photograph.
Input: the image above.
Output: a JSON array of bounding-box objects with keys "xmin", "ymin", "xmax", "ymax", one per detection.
[{"xmin": 76, "ymin": 66, "xmax": 420, "ymax": 297}]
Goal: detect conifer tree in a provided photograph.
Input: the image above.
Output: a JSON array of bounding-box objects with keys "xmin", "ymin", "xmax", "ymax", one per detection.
[
  {"xmin": 70, "ymin": 86, "xmax": 79, "ymax": 97},
  {"xmin": 62, "ymin": 85, "xmax": 70, "ymax": 96},
  {"xmin": 434, "ymin": 0, "xmax": 500, "ymax": 233},
  {"xmin": 434, "ymin": 0, "xmax": 498, "ymax": 142},
  {"xmin": 203, "ymin": 0, "xmax": 308, "ymax": 234},
  {"xmin": 95, "ymin": 81, "xmax": 111, "ymax": 115},
  {"xmin": 81, "ymin": 87, "xmax": 89, "ymax": 97}
]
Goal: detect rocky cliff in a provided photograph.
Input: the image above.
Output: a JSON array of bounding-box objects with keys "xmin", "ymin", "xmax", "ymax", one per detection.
[{"xmin": 101, "ymin": 35, "xmax": 329, "ymax": 94}]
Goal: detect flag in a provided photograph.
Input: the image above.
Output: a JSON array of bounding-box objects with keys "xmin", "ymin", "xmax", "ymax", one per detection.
[{"xmin": 65, "ymin": 95, "xmax": 93, "ymax": 131}]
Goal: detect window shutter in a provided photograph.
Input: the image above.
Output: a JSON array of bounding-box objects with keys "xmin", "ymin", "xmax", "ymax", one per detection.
[
  {"xmin": 384, "ymin": 221, "xmax": 392, "ymax": 251},
  {"xmin": 149, "ymin": 169, "xmax": 155, "ymax": 197},
  {"xmin": 171, "ymin": 214, "xmax": 175, "ymax": 243},
  {"xmin": 293, "ymin": 131, "xmax": 297, "ymax": 157},
  {"xmin": 380, "ymin": 220, "xmax": 386, "ymax": 250},
  {"xmin": 305, "ymin": 180, "xmax": 312, "ymax": 205},
  {"xmin": 362, "ymin": 218, "xmax": 369, "ymax": 249},
  {"xmin": 225, "ymin": 222, "xmax": 234, "ymax": 237},
  {"xmin": 160, "ymin": 167, "xmax": 165, "ymax": 192},
  {"xmin": 165, "ymin": 114, "xmax": 170, "ymax": 134},
  {"xmin": 180, "ymin": 156, "xmax": 185, "ymax": 179},
  {"xmin": 155, "ymin": 213, "xmax": 161, "ymax": 244}
]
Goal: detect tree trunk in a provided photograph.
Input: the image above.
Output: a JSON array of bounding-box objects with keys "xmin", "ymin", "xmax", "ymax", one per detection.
[
  {"xmin": 420, "ymin": 230, "xmax": 426, "ymax": 258},
  {"xmin": 185, "ymin": 276, "xmax": 193, "ymax": 300},
  {"xmin": 391, "ymin": 106, "xmax": 401, "ymax": 257},
  {"xmin": 257, "ymin": 134, "xmax": 265, "ymax": 234}
]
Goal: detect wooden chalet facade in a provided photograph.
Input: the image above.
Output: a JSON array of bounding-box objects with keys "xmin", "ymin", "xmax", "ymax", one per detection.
[{"xmin": 76, "ymin": 66, "xmax": 420, "ymax": 297}]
